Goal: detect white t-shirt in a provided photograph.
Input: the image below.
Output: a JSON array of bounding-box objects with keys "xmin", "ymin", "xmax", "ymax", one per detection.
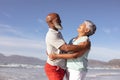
[{"xmin": 46, "ymin": 28, "xmax": 66, "ymax": 69}]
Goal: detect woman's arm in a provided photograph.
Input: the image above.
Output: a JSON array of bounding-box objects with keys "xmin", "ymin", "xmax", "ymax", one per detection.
[
  {"xmin": 59, "ymin": 40, "xmax": 90, "ymax": 52},
  {"xmin": 49, "ymin": 41, "xmax": 90, "ymax": 60},
  {"xmin": 49, "ymin": 49, "xmax": 87, "ymax": 59}
]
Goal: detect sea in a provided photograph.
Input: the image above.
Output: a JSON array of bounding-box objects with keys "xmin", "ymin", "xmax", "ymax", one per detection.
[{"xmin": 0, "ymin": 67, "xmax": 120, "ymax": 80}]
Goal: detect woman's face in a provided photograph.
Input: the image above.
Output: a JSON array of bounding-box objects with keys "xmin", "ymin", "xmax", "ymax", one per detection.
[{"xmin": 77, "ymin": 23, "xmax": 87, "ymax": 34}]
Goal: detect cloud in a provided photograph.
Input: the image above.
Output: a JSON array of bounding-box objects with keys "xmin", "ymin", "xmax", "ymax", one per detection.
[
  {"xmin": 0, "ymin": 36, "xmax": 46, "ymax": 60},
  {"xmin": 0, "ymin": 36, "xmax": 45, "ymax": 49},
  {"xmin": 0, "ymin": 24, "xmax": 26, "ymax": 37},
  {"xmin": 38, "ymin": 18, "xmax": 45, "ymax": 24},
  {"xmin": 1, "ymin": 35, "xmax": 119, "ymax": 61},
  {"xmin": 102, "ymin": 27, "xmax": 119, "ymax": 34},
  {"xmin": 89, "ymin": 46, "xmax": 120, "ymax": 61},
  {"xmin": 36, "ymin": 18, "xmax": 47, "ymax": 33},
  {"xmin": 38, "ymin": 18, "xmax": 46, "ymax": 28},
  {"xmin": 103, "ymin": 28, "xmax": 111, "ymax": 34},
  {"xmin": 0, "ymin": 23, "xmax": 47, "ymax": 60},
  {"xmin": 2, "ymin": 12, "xmax": 12, "ymax": 18},
  {"xmin": 0, "ymin": 24, "xmax": 16, "ymax": 33}
]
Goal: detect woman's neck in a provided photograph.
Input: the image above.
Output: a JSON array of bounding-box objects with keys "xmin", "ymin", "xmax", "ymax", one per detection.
[{"xmin": 77, "ymin": 33, "xmax": 86, "ymax": 38}]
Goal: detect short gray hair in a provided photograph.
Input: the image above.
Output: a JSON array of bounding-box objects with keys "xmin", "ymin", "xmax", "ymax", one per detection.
[{"xmin": 84, "ymin": 20, "xmax": 96, "ymax": 36}]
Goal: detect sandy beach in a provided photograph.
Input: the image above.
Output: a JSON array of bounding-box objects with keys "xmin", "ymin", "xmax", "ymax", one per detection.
[{"xmin": 0, "ymin": 67, "xmax": 120, "ymax": 80}]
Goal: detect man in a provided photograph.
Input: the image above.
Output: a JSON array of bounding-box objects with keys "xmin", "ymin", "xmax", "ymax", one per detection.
[{"xmin": 44, "ymin": 13, "xmax": 90, "ymax": 80}]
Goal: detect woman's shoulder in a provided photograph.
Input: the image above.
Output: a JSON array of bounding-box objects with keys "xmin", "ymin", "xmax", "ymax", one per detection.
[{"xmin": 75, "ymin": 36, "xmax": 89, "ymax": 44}]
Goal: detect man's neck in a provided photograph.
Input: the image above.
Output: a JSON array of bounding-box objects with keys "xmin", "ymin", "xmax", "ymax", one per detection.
[{"xmin": 49, "ymin": 28, "xmax": 58, "ymax": 31}]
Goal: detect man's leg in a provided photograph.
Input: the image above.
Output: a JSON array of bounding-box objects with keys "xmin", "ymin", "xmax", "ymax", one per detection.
[{"xmin": 44, "ymin": 63, "xmax": 65, "ymax": 80}]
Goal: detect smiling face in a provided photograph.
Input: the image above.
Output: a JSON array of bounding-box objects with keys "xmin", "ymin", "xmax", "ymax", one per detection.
[
  {"xmin": 46, "ymin": 13, "xmax": 63, "ymax": 30},
  {"xmin": 77, "ymin": 23, "xmax": 90, "ymax": 36}
]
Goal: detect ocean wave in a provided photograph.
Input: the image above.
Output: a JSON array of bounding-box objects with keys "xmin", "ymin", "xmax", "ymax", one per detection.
[
  {"xmin": 0, "ymin": 64, "xmax": 43, "ymax": 68},
  {"xmin": 88, "ymin": 67, "xmax": 120, "ymax": 70},
  {"xmin": 87, "ymin": 72, "xmax": 120, "ymax": 78}
]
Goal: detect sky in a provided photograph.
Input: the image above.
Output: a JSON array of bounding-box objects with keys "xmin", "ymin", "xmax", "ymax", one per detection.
[{"xmin": 0, "ymin": 0, "xmax": 120, "ymax": 61}]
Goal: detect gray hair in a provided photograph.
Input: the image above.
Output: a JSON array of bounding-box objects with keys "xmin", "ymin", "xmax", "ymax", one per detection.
[{"xmin": 84, "ymin": 20, "xmax": 96, "ymax": 36}]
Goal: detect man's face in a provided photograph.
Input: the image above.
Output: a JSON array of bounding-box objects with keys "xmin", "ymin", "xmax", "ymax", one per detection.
[{"xmin": 52, "ymin": 17, "xmax": 63, "ymax": 30}]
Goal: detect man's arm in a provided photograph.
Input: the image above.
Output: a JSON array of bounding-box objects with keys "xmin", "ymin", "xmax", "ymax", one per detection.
[
  {"xmin": 59, "ymin": 40, "xmax": 90, "ymax": 52},
  {"xmin": 49, "ymin": 49, "xmax": 87, "ymax": 59},
  {"xmin": 49, "ymin": 41, "xmax": 91, "ymax": 59}
]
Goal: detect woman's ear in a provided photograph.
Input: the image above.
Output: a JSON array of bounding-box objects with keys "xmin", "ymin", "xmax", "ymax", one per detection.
[{"xmin": 85, "ymin": 28, "xmax": 90, "ymax": 33}]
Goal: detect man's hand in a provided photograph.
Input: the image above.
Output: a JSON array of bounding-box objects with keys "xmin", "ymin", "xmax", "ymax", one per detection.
[
  {"xmin": 48, "ymin": 53, "xmax": 57, "ymax": 60},
  {"xmin": 78, "ymin": 40, "xmax": 91, "ymax": 50}
]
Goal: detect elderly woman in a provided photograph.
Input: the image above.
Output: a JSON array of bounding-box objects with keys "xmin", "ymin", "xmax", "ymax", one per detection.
[{"xmin": 49, "ymin": 20, "xmax": 96, "ymax": 80}]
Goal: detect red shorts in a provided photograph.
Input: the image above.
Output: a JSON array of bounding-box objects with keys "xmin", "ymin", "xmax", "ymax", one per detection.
[{"xmin": 44, "ymin": 63, "xmax": 66, "ymax": 80}]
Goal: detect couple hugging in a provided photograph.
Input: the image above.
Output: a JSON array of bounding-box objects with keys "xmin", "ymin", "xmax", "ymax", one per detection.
[{"xmin": 44, "ymin": 13, "xmax": 96, "ymax": 80}]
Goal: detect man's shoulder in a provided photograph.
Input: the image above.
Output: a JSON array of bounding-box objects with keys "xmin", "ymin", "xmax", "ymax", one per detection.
[{"xmin": 48, "ymin": 28, "xmax": 59, "ymax": 33}]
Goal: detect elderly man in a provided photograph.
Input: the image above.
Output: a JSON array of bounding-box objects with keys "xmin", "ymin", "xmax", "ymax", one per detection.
[{"xmin": 44, "ymin": 13, "xmax": 90, "ymax": 80}]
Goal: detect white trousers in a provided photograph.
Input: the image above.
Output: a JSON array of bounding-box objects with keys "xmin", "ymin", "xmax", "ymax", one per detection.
[{"xmin": 66, "ymin": 69, "xmax": 87, "ymax": 80}]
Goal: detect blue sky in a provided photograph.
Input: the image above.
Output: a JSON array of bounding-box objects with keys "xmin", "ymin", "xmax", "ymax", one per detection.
[{"xmin": 0, "ymin": 0, "xmax": 120, "ymax": 61}]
